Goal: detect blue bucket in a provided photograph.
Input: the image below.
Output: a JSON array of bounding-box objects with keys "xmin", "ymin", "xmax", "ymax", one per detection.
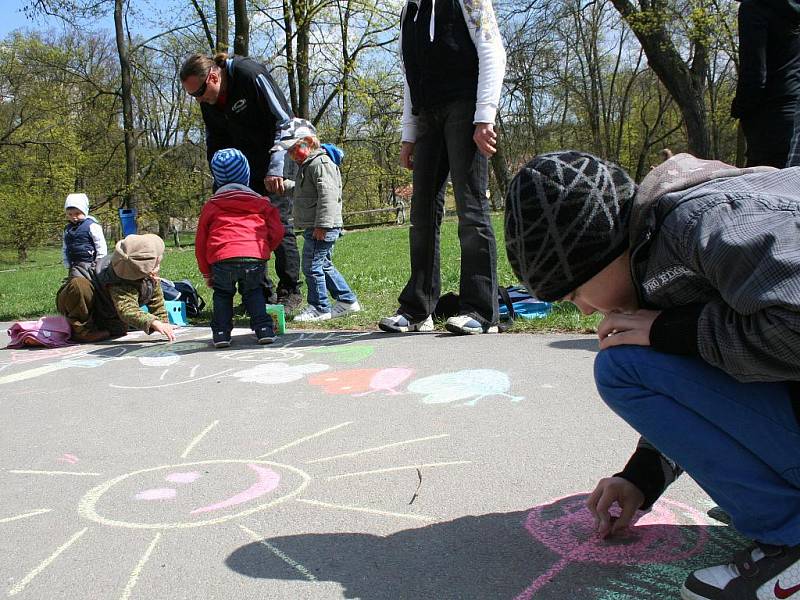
[{"xmin": 119, "ymin": 208, "xmax": 138, "ymax": 236}]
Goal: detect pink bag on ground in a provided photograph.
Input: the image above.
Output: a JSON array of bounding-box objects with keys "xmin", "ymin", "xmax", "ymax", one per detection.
[{"xmin": 6, "ymin": 316, "xmax": 74, "ymax": 349}]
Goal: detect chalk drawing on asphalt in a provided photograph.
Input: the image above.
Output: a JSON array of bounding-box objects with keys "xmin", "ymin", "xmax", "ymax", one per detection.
[
  {"xmin": 514, "ymin": 493, "xmax": 717, "ymax": 599},
  {"xmin": 308, "ymin": 368, "xmax": 414, "ymax": 396},
  {"xmin": 4, "ymin": 420, "xmax": 463, "ymax": 598},
  {"xmin": 407, "ymin": 369, "xmax": 524, "ymax": 406}
]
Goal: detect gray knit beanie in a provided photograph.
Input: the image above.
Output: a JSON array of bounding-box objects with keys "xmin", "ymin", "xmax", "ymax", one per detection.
[{"xmin": 504, "ymin": 151, "xmax": 636, "ymax": 302}]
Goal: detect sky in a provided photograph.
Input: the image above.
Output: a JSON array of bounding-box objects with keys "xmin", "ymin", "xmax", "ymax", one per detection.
[
  {"xmin": 0, "ymin": 0, "xmax": 180, "ymax": 40},
  {"xmin": 1, "ymin": 1, "xmax": 46, "ymax": 37}
]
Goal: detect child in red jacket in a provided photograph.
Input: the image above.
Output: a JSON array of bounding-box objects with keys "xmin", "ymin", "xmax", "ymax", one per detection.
[{"xmin": 195, "ymin": 148, "xmax": 284, "ymax": 347}]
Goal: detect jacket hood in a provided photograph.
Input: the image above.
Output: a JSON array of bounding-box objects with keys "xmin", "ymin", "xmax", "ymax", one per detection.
[
  {"xmin": 208, "ymin": 184, "xmax": 267, "ymax": 215},
  {"xmin": 630, "ymin": 153, "xmax": 775, "ymax": 245}
]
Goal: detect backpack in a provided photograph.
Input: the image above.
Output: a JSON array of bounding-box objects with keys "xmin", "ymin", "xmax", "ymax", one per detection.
[
  {"xmin": 160, "ymin": 278, "xmax": 181, "ymax": 301},
  {"xmin": 321, "ymin": 143, "xmax": 345, "ymax": 166},
  {"xmin": 173, "ymin": 279, "xmax": 206, "ymax": 318},
  {"xmin": 432, "ymin": 285, "xmax": 552, "ymax": 331}
]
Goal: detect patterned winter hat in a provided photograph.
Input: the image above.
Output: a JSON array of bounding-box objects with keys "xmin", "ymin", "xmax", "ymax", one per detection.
[
  {"xmin": 271, "ymin": 118, "xmax": 317, "ymax": 151},
  {"xmin": 504, "ymin": 151, "xmax": 636, "ymax": 302},
  {"xmin": 210, "ymin": 148, "xmax": 251, "ymax": 187}
]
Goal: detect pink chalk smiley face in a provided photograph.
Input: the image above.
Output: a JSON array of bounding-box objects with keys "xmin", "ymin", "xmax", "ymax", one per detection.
[
  {"xmin": 135, "ymin": 467, "xmax": 280, "ymax": 514},
  {"xmin": 79, "ymin": 460, "xmax": 311, "ymax": 529}
]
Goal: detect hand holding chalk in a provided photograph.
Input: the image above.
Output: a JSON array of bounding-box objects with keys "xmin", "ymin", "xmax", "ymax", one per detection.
[
  {"xmin": 597, "ymin": 310, "xmax": 661, "ymax": 350},
  {"xmin": 586, "ymin": 476, "xmax": 645, "ymax": 538}
]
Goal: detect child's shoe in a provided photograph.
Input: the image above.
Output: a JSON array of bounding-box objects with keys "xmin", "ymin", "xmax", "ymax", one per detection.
[
  {"xmin": 378, "ymin": 313, "xmax": 434, "ymax": 333},
  {"xmin": 293, "ymin": 305, "xmax": 332, "ymax": 322},
  {"xmin": 330, "ymin": 300, "xmax": 362, "ymax": 319},
  {"xmin": 445, "ymin": 314, "xmax": 499, "ymax": 335},
  {"xmin": 681, "ymin": 542, "xmax": 800, "ymax": 599},
  {"xmin": 255, "ymin": 327, "xmax": 276, "ymax": 345},
  {"xmin": 212, "ymin": 330, "xmax": 231, "ymax": 348}
]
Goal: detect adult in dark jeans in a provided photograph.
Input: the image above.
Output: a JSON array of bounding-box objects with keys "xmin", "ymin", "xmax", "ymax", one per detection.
[
  {"xmin": 732, "ymin": 0, "xmax": 800, "ymax": 168},
  {"xmin": 379, "ymin": 0, "xmax": 507, "ymax": 335},
  {"xmin": 179, "ymin": 53, "xmax": 303, "ymax": 310}
]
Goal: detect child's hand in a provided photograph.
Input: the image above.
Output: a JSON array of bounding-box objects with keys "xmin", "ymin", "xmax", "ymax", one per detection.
[
  {"xmin": 586, "ymin": 476, "xmax": 645, "ymax": 538},
  {"xmin": 203, "ymin": 275, "xmax": 214, "ymax": 288},
  {"xmin": 313, "ymin": 227, "xmax": 327, "ymax": 241},
  {"xmin": 151, "ymin": 319, "xmax": 176, "ymax": 342}
]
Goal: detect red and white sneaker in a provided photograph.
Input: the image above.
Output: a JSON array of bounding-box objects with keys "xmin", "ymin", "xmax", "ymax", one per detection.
[{"xmin": 682, "ymin": 543, "xmax": 800, "ymax": 599}]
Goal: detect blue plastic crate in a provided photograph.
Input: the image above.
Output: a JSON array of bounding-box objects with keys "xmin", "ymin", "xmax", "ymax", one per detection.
[{"xmin": 140, "ymin": 301, "xmax": 188, "ymax": 326}]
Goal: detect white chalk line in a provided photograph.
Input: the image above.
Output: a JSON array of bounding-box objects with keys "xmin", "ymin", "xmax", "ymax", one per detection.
[
  {"xmin": 180, "ymin": 420, "xmax": 219, "ymax": 459},
  {"xmin": 118, "ymin": 532, "xmax": 161, "ymax": 600},
  {"xmin": 297, "ymin": 499, "xmax": 434, "ymax": 522},
  {"xmin": 258, "ymin": 422, "xmax": 352, "ymax": 458},
  {"xmin": 8, "ymin": 527, "xmax": 89, "ymax": 596},
  {"xmin": 327, "ymin": 461, "xmax": 472, "ymax": 480},
  {"xmin": 305, "ymin": 434, "xmax": 450, "ymax": 464},
  {"xmin": 8, "ymin": 470, "xmax": 102, "ymax": 476},
  {"xmin": 239, "ymin": 525, "xmax": 317, "ymax": 581},
  {"xmin": 0, "ymin": 509, "xmax": 52, "ymax": 524}
]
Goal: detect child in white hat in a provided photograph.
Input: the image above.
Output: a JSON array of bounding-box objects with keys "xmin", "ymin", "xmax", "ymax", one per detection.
[{"xmin": 62, "ymin": 193, "xmax": 107, "ymax": 275}]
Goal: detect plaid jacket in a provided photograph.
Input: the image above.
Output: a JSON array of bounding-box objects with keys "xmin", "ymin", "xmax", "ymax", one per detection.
[{"xmin": 617, "ymin": 155, "xmax": 800, "ymax": 507}]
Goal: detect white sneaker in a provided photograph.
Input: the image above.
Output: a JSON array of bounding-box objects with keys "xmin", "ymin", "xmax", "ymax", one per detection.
[
  {"xmin": 330, "ymin": 300, "xmax": 362, "ymax": 319},
  {"xmin": 445, "ymin": 314, "xmax": 499, "ymax": 335},
  {"xmin": 378, "ymin": 313, "xmax": 434, "ymax": 333},
  {"xmin": 681, "ymin": 543, "xmax": 800, "ymax": 600},
  {"xmin": 293, "ymin": 305, "xmax": 332, "ymax": 322}
]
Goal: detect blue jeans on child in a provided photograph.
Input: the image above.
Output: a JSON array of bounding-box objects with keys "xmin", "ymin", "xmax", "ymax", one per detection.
[
  {"xmin": 302, "ymin": 228, "xmax": 357, "ymax": 312},
  {"xmin": 595, "ymin": 345, "xmax": 800, "ymax": 546},
  {"xmin": 211, "ymin": 260, "xmax": 273, "ymax": 336}
]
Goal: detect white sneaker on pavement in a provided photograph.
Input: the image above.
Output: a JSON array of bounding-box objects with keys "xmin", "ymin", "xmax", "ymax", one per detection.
[{"xmin": 293, "ymin": 305, "xmax": 332, "ymax": 322}]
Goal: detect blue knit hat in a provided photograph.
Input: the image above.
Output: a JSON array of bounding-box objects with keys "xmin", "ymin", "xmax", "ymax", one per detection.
[{"xmin": 210, "ymin": 148, "xmax": 251, "ymax": 187}]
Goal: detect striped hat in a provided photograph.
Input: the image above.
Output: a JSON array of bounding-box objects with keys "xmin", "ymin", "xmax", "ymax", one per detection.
[
  {"xmin": 210, "ymin": 148, "xmax": 251, "ymax": 187},
  {"xmin": 504, "ymin": 151, "xmax": 636, "ymax": 302}
]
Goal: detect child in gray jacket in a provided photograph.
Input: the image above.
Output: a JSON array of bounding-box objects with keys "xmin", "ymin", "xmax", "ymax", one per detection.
[{"xmin": 273, "ymin": 118, "xmax": 361, "ymax": 322}]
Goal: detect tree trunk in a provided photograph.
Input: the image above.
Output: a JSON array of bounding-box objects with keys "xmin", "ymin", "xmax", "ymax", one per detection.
[
  {"xmin": 215, "ymin": 0, "xmax": 229, "ymax": 53},
  {"xmin": 283, "ymin": 0, "xmax": 298, "ymax": 114},
  {"xmin": 114, "ymin": 0, "xmax": 137, "ymax": 212},
  {"xmin": 233, "ymin": 0, "xmax": 249, "ymax": 56},
  {"xmin": 609, "ymin": 0, "xmax": 712, "ymax": 158}
]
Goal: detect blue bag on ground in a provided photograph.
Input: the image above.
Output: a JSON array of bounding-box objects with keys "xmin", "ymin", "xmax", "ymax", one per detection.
[
  {"xmin": 173, "ymin": 280, "xmax": 206, "ymax": 317},
  {"xmin": 160, "ymin": 278, "xmax": 181, "ymax": 301}
]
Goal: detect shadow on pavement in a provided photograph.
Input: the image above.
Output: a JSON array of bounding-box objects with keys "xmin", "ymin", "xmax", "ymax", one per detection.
[
  {"xmin": 226, "ymin": 494, "xmax": 747, "ymax": 600},
  {"xmin": 548, "ymin": 337, "xmax": 599, "ymax": 353}
]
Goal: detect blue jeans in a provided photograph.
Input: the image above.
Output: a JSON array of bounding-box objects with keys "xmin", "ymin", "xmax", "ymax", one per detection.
[
  {"xmin": 595, "ymin": 346, "xmax": 800, "ymax": 545},
  {"xmin": 301, "ymin": 228, "xmax": 357, "ymax": 312},
  {"xmin": 211, "ymin": 261, "xmax": 273, "ymax": 334},
  {"xmin": 398, "ymin": 99, "xmax": 499, "ymax": 327}
]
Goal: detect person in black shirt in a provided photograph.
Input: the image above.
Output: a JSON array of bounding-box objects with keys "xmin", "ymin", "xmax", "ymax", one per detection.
[
  {"xmin": 732, "ymin": 0, "xmax": 800, "ymax": 168},
  {"xmin": 180, "ymin": 53, "xmax": 303, "ymax": 310},
  {"xmin": 378, "ymin": 0, "xmax": 507, "ymax": 336}
]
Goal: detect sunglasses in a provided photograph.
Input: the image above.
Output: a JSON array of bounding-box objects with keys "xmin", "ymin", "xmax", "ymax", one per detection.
[{"xmin": 188, "ymin": 72, "xmax": 210, "ymax": 98}]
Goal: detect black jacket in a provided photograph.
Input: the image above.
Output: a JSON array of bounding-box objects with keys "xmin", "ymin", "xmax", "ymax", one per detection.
[
  {"xmin": 732, "ymin": 0, "xmax": 800, "ymax": 118},
  {"xmin": 201, "ymin": 56, "xmax": 293, "ymax": 184}
]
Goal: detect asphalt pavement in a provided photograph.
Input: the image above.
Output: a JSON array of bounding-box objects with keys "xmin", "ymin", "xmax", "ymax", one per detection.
[{"xmin": 0, "ymin": 325, "xmax": 744, "ymax": 599}]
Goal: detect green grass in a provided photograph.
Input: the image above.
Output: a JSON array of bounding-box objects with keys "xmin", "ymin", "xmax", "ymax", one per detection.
[{"xmin": 0, "ymin": 214, "xmax": 600, "ymax": 333}]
